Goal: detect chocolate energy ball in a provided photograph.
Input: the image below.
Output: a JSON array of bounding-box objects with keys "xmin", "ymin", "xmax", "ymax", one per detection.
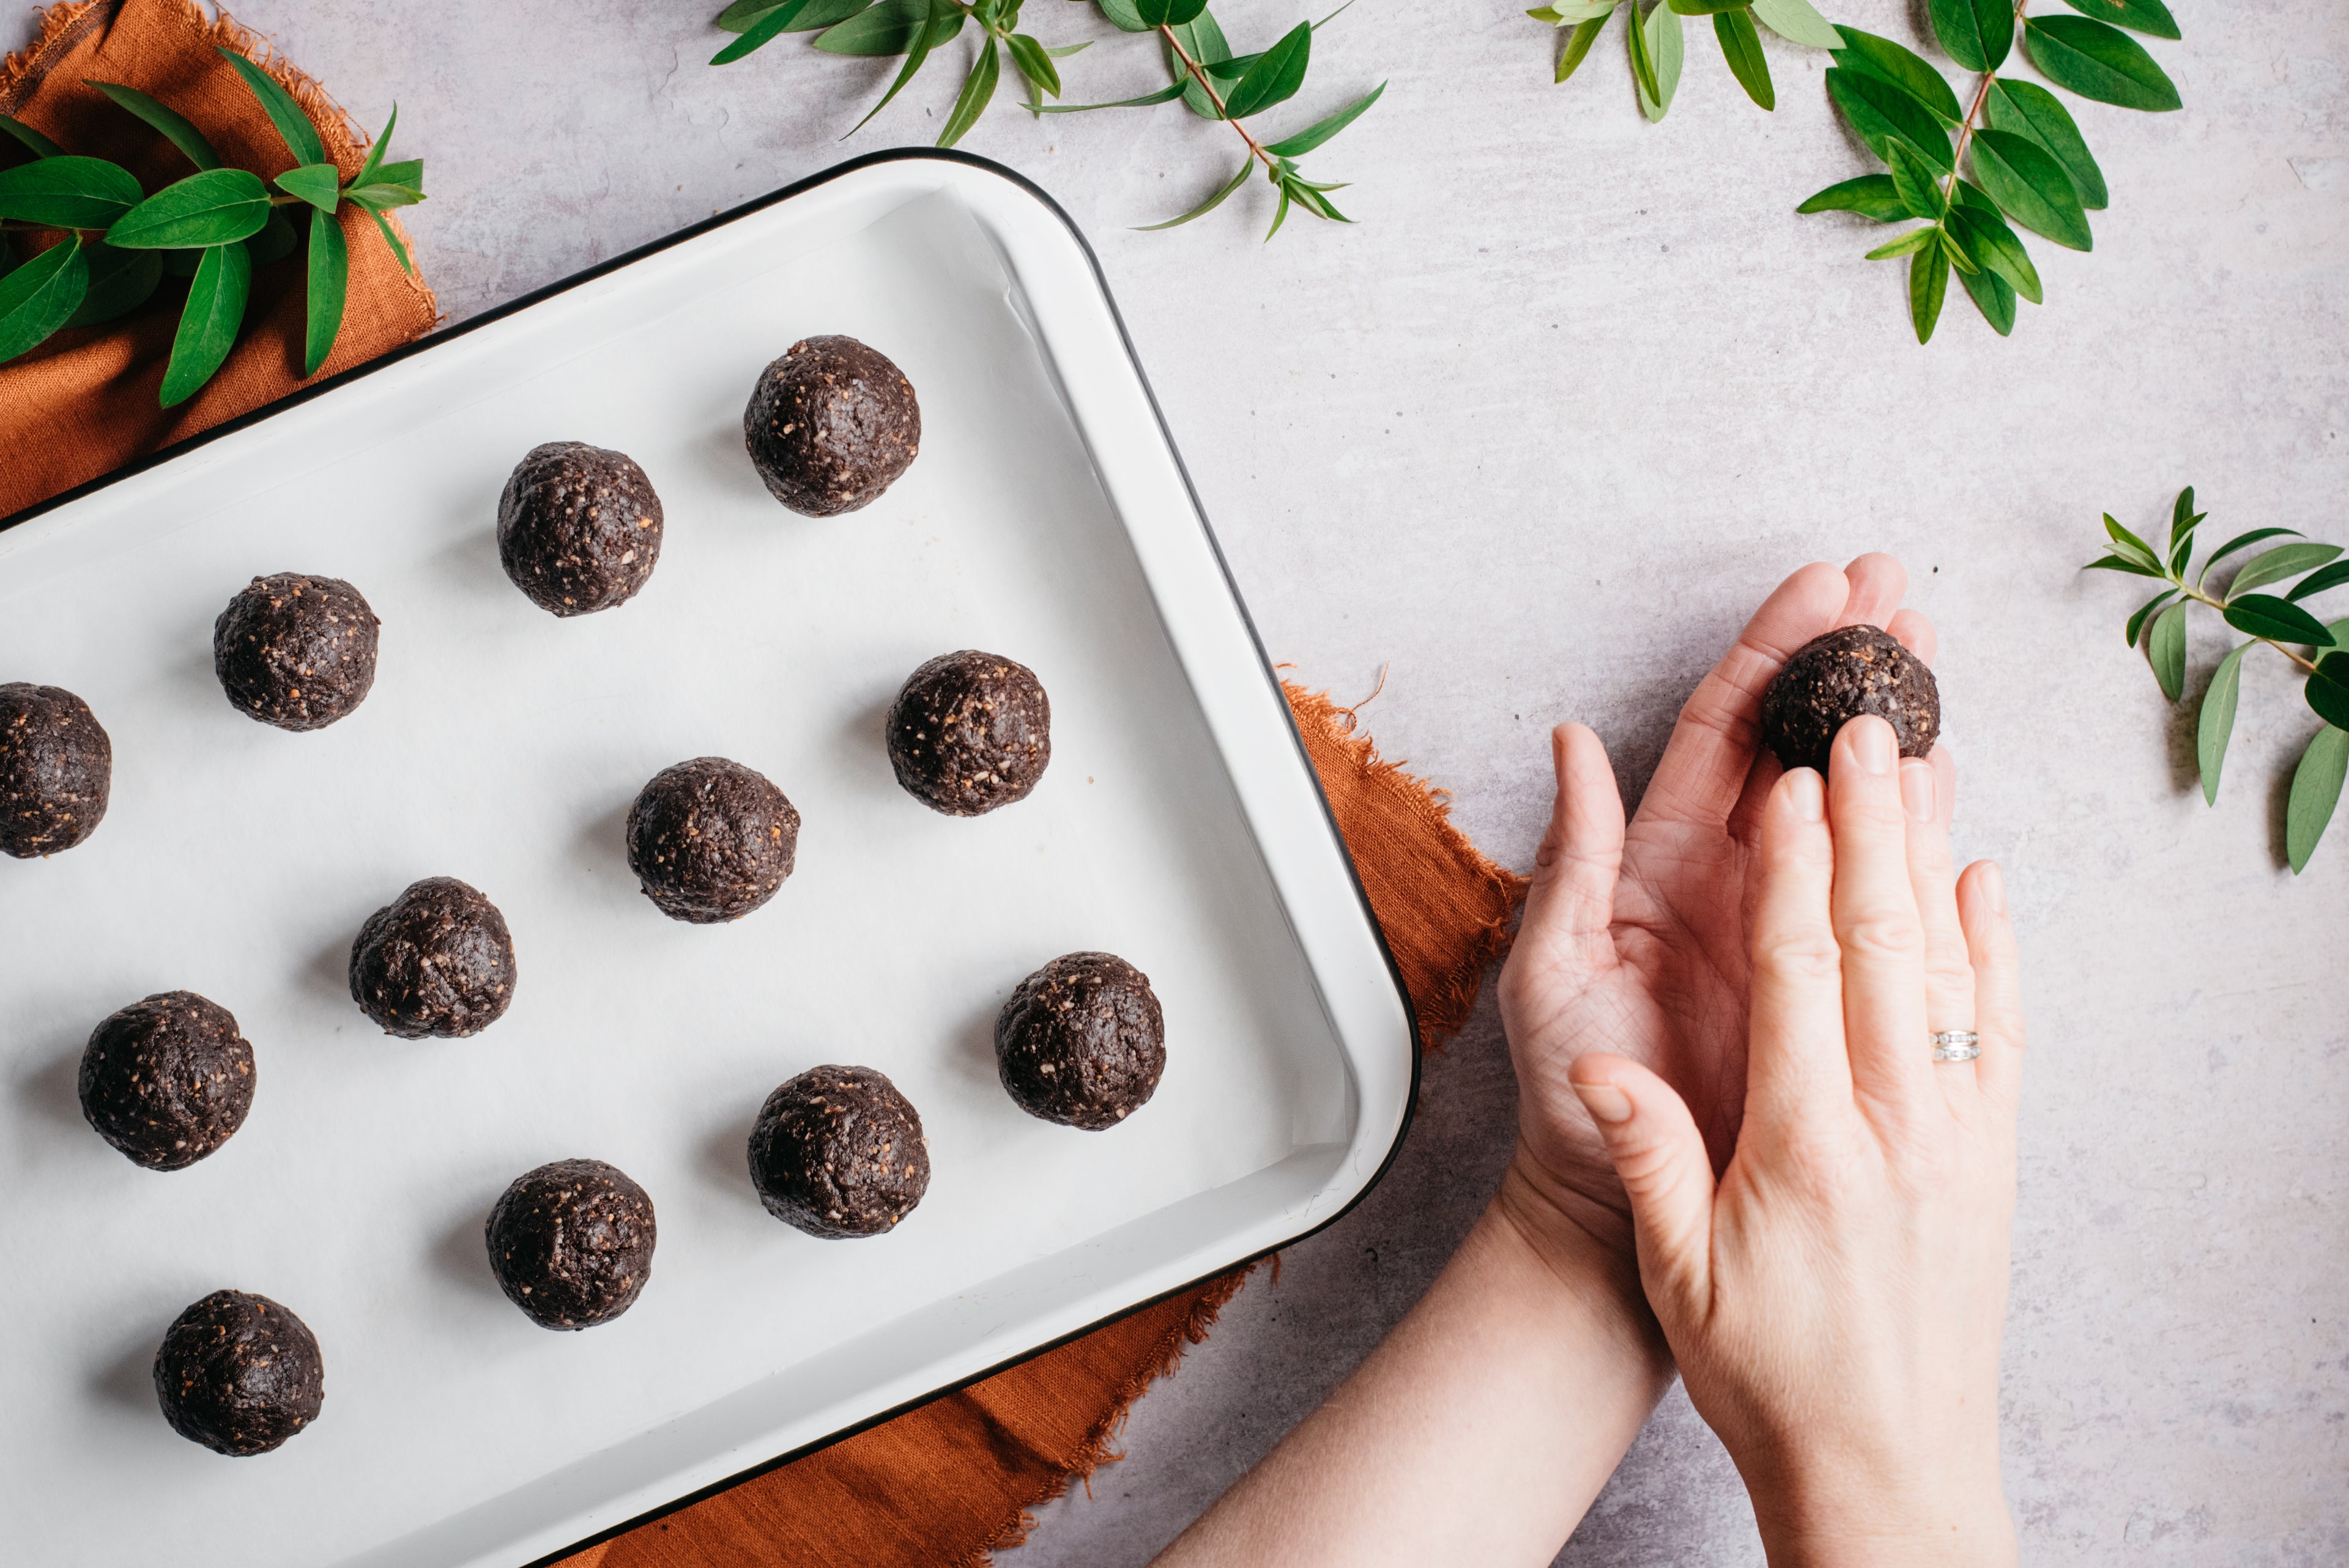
[
  {"xmin": 79, "ymin": 991, "xmax": 256, "ymax": 1171},
  {"xmin": 153, "ymin": 1289, "xmax": 325, "ymax": 1457},
  {"xmin": 625, "ymin": 757, "xmax": 800, "ymax": 923},
  {"xmin": 496, "ymin": 442, "xmax": 665, "ymax": 617},
  {"xmin": 348, "ymin": 876, "xmax": 518, "ymax": 1039},
  {"xmin": 0, "ymin": 682, "xmax": 111, "ymax": 857},
  {"xmin": 748, "ymin": 1065, "xmax": 930, "ymax": 1238},
  {"xmin": 885, "ymin": 650, "xmax": 1050, "ymax": 816},
  {"xmin": 212, "ymin": 573, "xmax": 380, "ymax": 732},
  {"xmin": 484, "ymin": 1159, "xmax": 658, "ymax": 1331},
  {"xmin": 1758, "ymin": 624, "xmax": 1941, "ymax": 777},
  {"xmin": 995, "ymin": 953, "xmax": 1166, "ymax": 1130},
  {"xmin": 742, "ymin": 336, "xmax": 921, "ymax": 516}
]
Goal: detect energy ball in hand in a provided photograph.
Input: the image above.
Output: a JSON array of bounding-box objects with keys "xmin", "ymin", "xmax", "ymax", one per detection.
[
  {"xmin": 497, "ymin": 442, "xmax": 664, "ymax": 616},
  {"xmin": 349, "ymin": 876, "xmax": 518, "ymax": 1039},
  {"xmin": 748, "ymin": 1065, "xmax": 930, "ymax": 1238},
  {"xmin": 742, "ymin": 336, "xmax": 921, "ymax": 516},
  {"xmin": 153, "ymin": 1289, "xmax": 325, "ymax": 1456},
  {"xmin": 212, "ymin": 573, "xmax": 380, "ymax": 731},
  {"xmin": 995, "ymin": 952, "xmax": 1166, "ymax": 1130},
  {"xmin": 1758, "ymin": 624, "xmax": 1940, "ymax": 776},
  {"xmin": 485, "ymin": 1159, "xmax": 658, "ymax": 1330},
  {"xmin": 0, "ymin": 682, "xmax": 111, "ymax": 857},
  {"xmin": 79, "ymin": 991, "xmax": 256, "ymax": 1171},
  {"xmin": 625, "ymin": 757, "xmax": 800, "ymax": 923},
  {"xmin": 885, "ymin": 650, "xmax": 1050, "ymax": 816}
]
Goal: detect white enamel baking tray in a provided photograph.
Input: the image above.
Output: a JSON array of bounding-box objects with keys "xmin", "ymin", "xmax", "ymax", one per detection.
[{"xmin": 0, "ymin": 153, "xmax": 1416, "ymax": 1568}]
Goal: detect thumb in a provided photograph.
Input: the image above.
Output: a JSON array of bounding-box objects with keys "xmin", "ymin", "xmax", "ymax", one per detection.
[
  {"xmin": 1570, "ymin": 1054, "xmax": 1715, "ymax": 1319},
  {"xmin": 1516, "ymin": 723, "xmax": 1625, "ymax": 972}
]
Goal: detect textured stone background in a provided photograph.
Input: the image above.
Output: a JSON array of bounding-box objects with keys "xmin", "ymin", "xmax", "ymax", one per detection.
[{"xmin": 21, "ymin": 1, "xmax": 2348, "ymax": 1560}]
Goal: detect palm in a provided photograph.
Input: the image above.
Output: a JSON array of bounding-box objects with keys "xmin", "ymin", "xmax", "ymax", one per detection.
[{"xmin": 1496, "ymin": 557, "xmax": 1932, "ymax": 1252}]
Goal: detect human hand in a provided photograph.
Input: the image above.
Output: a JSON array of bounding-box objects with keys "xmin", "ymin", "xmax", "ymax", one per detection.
[
  {"xmin": 1495, "ymin": 557, "xmax": 1936, "ymax": 1263},
  {"xmin": 1568, "ymin": 716, "xmax": 2022, "ymax": 1565}
]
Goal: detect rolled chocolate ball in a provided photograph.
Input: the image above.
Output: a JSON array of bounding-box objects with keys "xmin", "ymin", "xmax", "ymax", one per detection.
[
  {"xmin": 212, "ymin": 572, "xmax": 380, "ymax": 731},
  {"xmin": 485, "ymin": 1158, "xmax": 658, "ymax": 1330},
  {"xmin": 1757, "ymin": 624, "xmax": 1940, "ymax": 775},
  {"xmin": 0, "ymin": 682, "xmax": 111, "ymax": 857},
  {"xmin": 79, "ymin": 991, "xmax": 256, "ymax": 1170},
  {"xmin": 742, "ymin": 336, "xmax": 921, "ymax": 516},
  {"xmin": 153, "ymin": 1289, "xmax": 325, "ymax": 1456}
]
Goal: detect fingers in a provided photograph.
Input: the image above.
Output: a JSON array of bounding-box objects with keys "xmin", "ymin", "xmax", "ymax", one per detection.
[
  {"xmin": 1902, "ymin": 749, "xmax": 1979, "ymax": 1111},
  {"xmin": 1570, "ymin": 1054, "xmax": 1716, "ymax": 1319},
  {"xmin": 1515, "ymin": 724, "xmax": 1626, "ymax": 978},
  {"xmin": 1642, "ymin": 563, "xmax": 1853, "ymax": 830},
  {"xmin": 1840, "ymin": 552, "xmax": 1910, "ymax": 634},
  {"xmin": 1959, "ymin": 860, "xmax": 2025, "ymax": 1112},
  {"xmin": 1827, "ymin": 717, "xmax": 1935, "ymax": 1124},
  {"xmin": 1887, "ymin": 606, "xmax": 1938, "ymax": 668},
  {"xmin": 1744, "ymin": 765, "xmax": 1852, "ymax": 1122}
]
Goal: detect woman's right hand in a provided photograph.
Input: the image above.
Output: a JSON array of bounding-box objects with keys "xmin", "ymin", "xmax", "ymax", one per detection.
[{"xmin": 1568, "ymin": 714, "xmax": 2024, "ymax": 1566}]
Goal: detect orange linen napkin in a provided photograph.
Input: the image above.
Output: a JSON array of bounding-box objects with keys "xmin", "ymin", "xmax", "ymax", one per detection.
[
  {"xmin": 4, "ymin": 9, "xmax": 1529, "ymax": 1562},
  {"xmin": 0, "ymin": 0, "xmax": 436, "ymax": 522}
]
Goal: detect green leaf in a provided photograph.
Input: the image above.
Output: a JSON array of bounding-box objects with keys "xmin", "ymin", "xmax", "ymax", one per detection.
[
  {"xmin": 1225, "ymin": 21, "xmax": 1310, "ymax": 121},
  {"xmin": 2022, "ymin": 16, "xmax": 2181, "ymax": 112},
  {"xmin": 301, "ymin": 206, "xmax": 347, "ymax": 377},
  {"xmin": 366, "ymin": 205, "xmax": 414, "ymax": 275},
  {"xmin": 0, "ymin": 155, "xmax": 145, "ymax": 229},
  {"xmin": 1263, "ymin": 81, "xmax": 1384, "ymax": 157},
  {"xmin": 1937, "ymin": 224, "xmax": 1978, "ymax": 275},
  {"xmin": 86, "ymin": 80, "xmax": 221, "ymax": 170},
  {"xmin": 1958, "ymin": 254, "xmax": 2016, "ymax": 335},
  {"xmin": 1832, "ymin": 26, "xmax": 1961, "ymax": 124},
  {"xmin": 1711, "ymin": 9, "xmax": 1773, "ymax": 110},
  {"xmin": 1037, "ymin": 81, "xmax": 1187, "ymax": 113},
  {"xmin": 1624, "ymin": 0, "xmax": 1660, "ymax": 106},
  {"xmin": 2060, "ymin": 0, "xmax": 2178, "ymax": 40},
  {"xmin": 275, "ymin": 161, "xmax": 341, "ymax": 214},
  {"xmin": 2146, "ymin": 599, "xmax": 2187, "ymax": 701},
  {"xmin": 2287, "ymin": 560, "xmax": 2349, "ymax": 604},
  {"xmin": 1005, "ymin": 34, "xmax": 1059, "ymax": 99},
  {"xmin": 62, "ymin": 242, "xmax": 161, "ymax": 327},
  {"xmin": 158, "ymin": 239, "xmax": 250, "ymax": 407},
  {"xmin": 1946, "ymin": 202, "xmax": 2043, "ymax": 304},
  {"xmin": 716, "ymin": 0, "xmax": 785, "ymax": 30},
  {"xmin": 345, "ymin": 180, "xmax": 425, "ymax": 212},
  {"xmin": 217, "ymin": 49, "xmax": 327, "ymax": 166},
  {"xmin": 1909, "ymin": 240, "xmax": 1948, "ymax": 344},
  {"xmin": 847, "ymin": 0, "xmax": 958, "ymax": 134},
  {"xmin": 1666, "ymin": 0, "xmax": 1746, "ymax": 11},
  {"xmin": 246, "ymin": 207, "xmax": 298, "ymax": 266},
  {"xmin": 713, "ymin": 0, "xmax": 814, "ymax": 62},
  {"xmin": 1556, "ymin": 15, "xmax": 1609, "ymax": 83},
  {"xmin": 1826, "ymin": 68, "xmax": 1953, "ymax": 174},
  {"xmin": 1797, "ymin": 174, "xmax": 1906, "ymax": 221},
  {"xmin": 2104, "ymin": 511, "xmax": 2161, "ymax": 566},
  {"xmin": 0, "ymin": 233, "xmax": 87, "ymax": 363},
  {"xmin": 2223, "ymin": 594, "xmax": 2336, "ymax": 649},
  {"xmin": 1926, "ymin": 0, "xmax": 2011, "ymax": 73},
  {"xmin": 1137, "ymin": 159, "xmax": 1251, "ymax": 229},
  {"xmin": 2124, "ymin": 587, "xmax": 2178, "ymax": 648},
  {"xmin": 2085, "ymin": 552, "xmax": 2165, "ymax": 579},
  {"xmin": 2195, "ymin": 642, "xmax": 2247, "ymax": 804},
  {"xmin": 1866, "ymin": 226, "xmax": 1937, "ymax": 260},
  {"xmin": 0, "ymin": 112, "xmax": 65, "ymax": 159},
  {"xmin": 815, "ymin": 0, "xmax": 962, "ymax": 57},
  {"xmin": 1985, "ymin": 80, "xmax": 2107, "ymax": 209},
  {"xmin": 940, "ymin": 40, "xmax": 1001, "ymax": 145},
  {"xmin": 2169, "ymin": 485, "xmax": 2198, "ymax": 549},
  {"xmin": 106, "ymin": 168, "xmax": 270, "ymax": 249},
  {"xmin": 1097, "ymin": 0, "xmax": 1152, "ymax": 31},
  {"xmin": 1637, "ymin": 1, "xmax": 1685, "ymax": 122},
  {"xmin": 1748, "ymin": 0, "xmax": 1841, "ymax": 50},
  {"xmin": 350, "ymin": 104, "xmax": 398, "ymax": 193},
  {"xmin": 2229, "ymin": 542, "xmax": 2343, "ymax": 600},
  {"xmin": 2201, "ymin": 527, "xmax": 2301, "ymax": 579},
  {"xmin": 1972, "ymin": 128, "xmax": 2092, "ymax": 251},
  {"xmin": 2287, "ymin": 725, "xmax": 2348, "ymax": 874},
  {"xmin": 2309, "ymin": 654, "xmax": 2349, "ymax": 733},
  {"xmin": 1135, "ymin": 0, "xmax": 1208, "ymax": 25},
  {"xmin": 1538, "ymin": 0, "xmax": 1619, "ymax": 17},
  {"xmin": 1885, "ymin": 141, "xmax": 1945, "ymax": 221},
  {"xmin": 1167, "ymin": 10, "xmax": 1233, "ymax": 119}
]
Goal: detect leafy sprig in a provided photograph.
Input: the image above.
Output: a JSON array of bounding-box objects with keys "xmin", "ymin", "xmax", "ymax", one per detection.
[
  {"xmin": 1800, "ymin": 0, "xmax": 2182, "ymax": 342},
  {"xmin": 708, "ymin": 0, "xmax": 1381, "ymax": 237},
  {"xmin": 2088, "ymin": 486, "xmax": 2349, "ymax": 874},
  {"xmin": 0, "ymin": 51, "xmax": 421, "ymax": 405},
  {"xmin": 1526, "ymin": 0, "xmax": 1844, "ymax": 119}
]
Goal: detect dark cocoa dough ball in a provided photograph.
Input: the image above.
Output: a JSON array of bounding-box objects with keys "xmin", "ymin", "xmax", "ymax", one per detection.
[
  {"xmin": 742, "ymin": 336, "xmax": 921, "ymax": 516},
  {"xmin": 497, "ymin": 442, "xmax": 665, "ymax": 617},
  {"xmin": 348, "ymin": 876, "xmax": 518, "ymax": 1039},
  {"xmin": 484, "ymin": 1158, "xmax": 658, "ymax": 1331},
  {"xmin": 212, "ymin": 573, "xmax": 380, "ymax": 732},
  {"xmin": 1758, "ymin": 624, "xmax": 1941, "ymax": 776},
  {"xmin": 885, "ymin": 650, "xmax": 1050, "ymax": 816},
  {"xmin": 0, "ymin": 682, "xmax": 111, "ymax": 857},
  {"xmin": 79, "ymin": 991, "xmax": 256, "ymax": 1171},
  {"xmin": 153, "ymin": 1289, "xmax": 325, "ymax": 1457},
  {"xmin": 625, "ymin": 757, "xmax": 801, "ymax": 924},
  {"xmin": 748, "ymin": 1065, "xmax": 930, "ymax": 1239},
  {"xmin": 995, "ymin": 953, "xmax": 1166, "ymax": 1130}
]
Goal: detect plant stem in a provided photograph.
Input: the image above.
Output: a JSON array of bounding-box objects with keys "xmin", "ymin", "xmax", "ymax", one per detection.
[
  {"xmin": 1937, "ymin": 0, "xmax": 2030, "ymax": 214},
  {"xmin": 1158, "ymin": 24, "xmax": 1278, "ymax": 177},
  {"xmin": 2175, "ymin": 580, "xmax": 2323, "ymax": 675}
]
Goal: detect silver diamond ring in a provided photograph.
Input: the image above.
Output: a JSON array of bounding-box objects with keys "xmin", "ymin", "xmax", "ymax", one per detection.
[{"xmin": 1931, "ymin": 1030, "xmax": 1982, "ymax": 1063}]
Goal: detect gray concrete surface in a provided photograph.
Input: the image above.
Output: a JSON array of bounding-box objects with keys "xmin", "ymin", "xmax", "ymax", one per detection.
[{"xmin": 20, "ymin": 1, "xmax": 2349, "ymax": 1560}]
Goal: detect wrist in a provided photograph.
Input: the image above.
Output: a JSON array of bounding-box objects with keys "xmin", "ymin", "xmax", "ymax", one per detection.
[
  {"xmin": 1486, "ymin": 1148, "xmax": 1664, "ymax": 1367},
  {"xmin": 1750, "ymin": 1460, "xmax": 2014, "ymax": 1568}
]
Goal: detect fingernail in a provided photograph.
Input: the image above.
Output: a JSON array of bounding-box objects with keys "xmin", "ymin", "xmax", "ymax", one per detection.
[
  {"xmin": 1787, "ymin": 767, "xmax": 1825, "ymax": 823},
  {"xmin": 1852, "ymin": 717, "xmax": 1896, "ymax": 775},
  {"xmin": 1573, "ymin": 1080, "xmax": 1633, "ymax": 1125},
  {"xmin": 1982, "ymin": 860, "xmax": 2006, "ymax": 914},
  {"xmin": 1899, "ymin": 758, "xmax": 1936, "ymax": 823}
]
